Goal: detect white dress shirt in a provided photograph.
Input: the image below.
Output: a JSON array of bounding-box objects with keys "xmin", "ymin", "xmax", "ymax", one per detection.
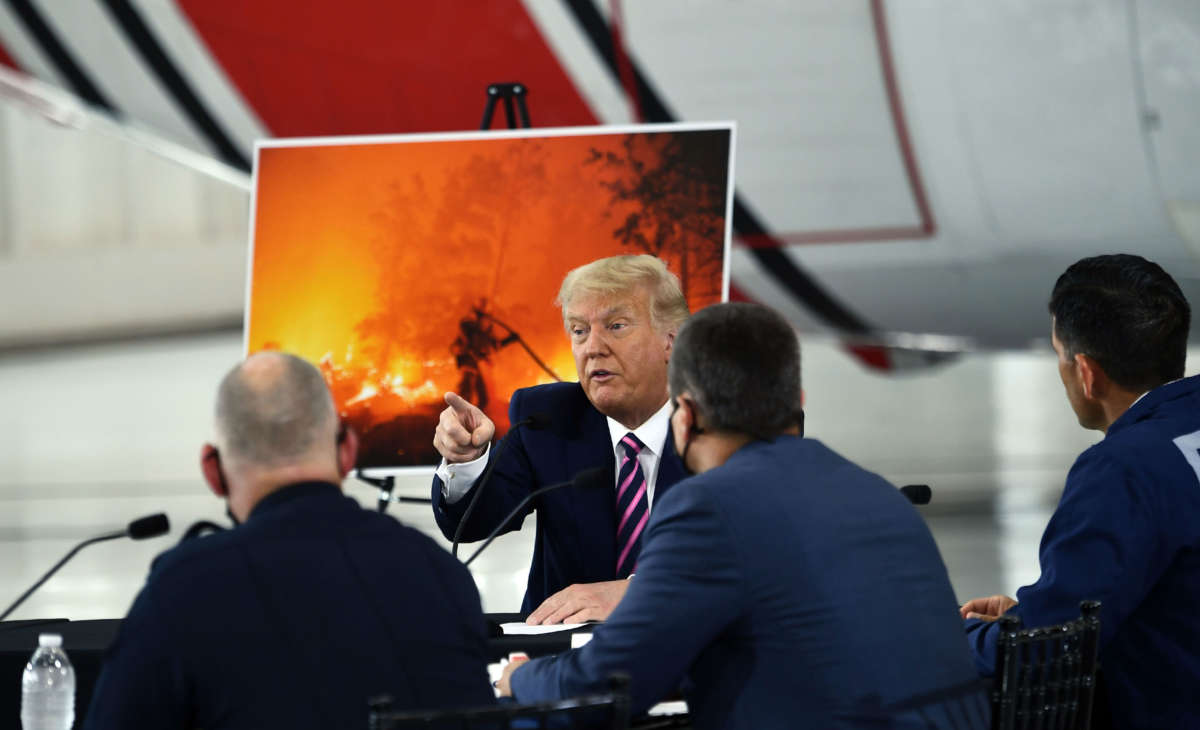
[{"xmin": 607, "ymin": 400, "xmax": 672, "ymax": 511}]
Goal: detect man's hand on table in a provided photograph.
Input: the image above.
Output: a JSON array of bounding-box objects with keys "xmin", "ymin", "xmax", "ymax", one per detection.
[
  {"xmin": 960, "ymin": 594, "xmax": 1017, "ymax": 621},
  {"xmin": 525, "ymin": 579, "xmax": 630, "ymax": 625},
  {"xmin": 497, "ymin": 656, "xmax": 528, "ymax": 697}
]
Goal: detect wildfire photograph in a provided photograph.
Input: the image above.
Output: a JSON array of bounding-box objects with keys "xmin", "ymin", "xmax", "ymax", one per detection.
[{"xmin": 245, "ymin": 123, "xmax": 733, "ymax": 468}]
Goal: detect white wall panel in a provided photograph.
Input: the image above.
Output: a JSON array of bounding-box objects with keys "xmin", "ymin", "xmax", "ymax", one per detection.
[
  {"xmin": 0, "ymin": 95, "xmax": 247, "ymax": 347},
  {"xmin": 939, "ymin": 1, "xmax": 1173, "ymax": 248},
  {"xmin": 622, "ymin": 0, "xmax": 920, "ymax": 235},
  {"xmin": 1133, "ymin": 0, "xmax": 1200, "ymax": 202},
  {"xmin": 7, "ymin": 104, "xmax": 127, "ymax": 252}
]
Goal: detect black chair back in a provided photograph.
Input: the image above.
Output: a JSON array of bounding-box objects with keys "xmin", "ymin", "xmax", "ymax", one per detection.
[
  {"xmin": 992, "ymin": 600, "xmax": 1101, "ymax": 730},
  {"xmin": 368, "ymin": 674, "xmax": 631, "ymax": 730}
]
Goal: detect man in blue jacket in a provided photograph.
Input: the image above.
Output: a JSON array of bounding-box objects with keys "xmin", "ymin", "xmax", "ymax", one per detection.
[
  {"xmin": 500, "ymin": 302, "xmax": 986, "ymax": 729},
  {"xmin": 961, "ymin": 254, "xmax": 1200, "ymax": 728},
  {"xmin": 85, "ymin": 352, "xmax": 494, "ymax": 730},
  {"xmin": 431, "ymin": 255, "xmax": 689, "ymax": 621}
]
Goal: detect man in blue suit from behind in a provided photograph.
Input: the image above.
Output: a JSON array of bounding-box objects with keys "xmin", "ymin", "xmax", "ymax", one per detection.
[
  {"xmin": 431, "ymin": 255, "xmax": 689, "ymax": 621},
  {"xmin": 960, "ymin": 254, "xmax": 1200, "ymax": 728},
  {"xmin": 84, "ymin": 352, "xmax": 494, "ymax": 730},
  {"xmin": 500, "ymin": 302, "xmax": 987, "ymax": 729}
]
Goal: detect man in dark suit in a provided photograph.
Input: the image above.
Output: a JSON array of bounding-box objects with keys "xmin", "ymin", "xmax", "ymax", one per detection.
[
  {"xmin": 431, "ymin": 255, "xmax": 689, "ymax": 622},
  {"xmin": 84, "ymin": 352, "xmax": 493, "ymax": 730},
  {"xmin": 500, "ymin": 302, "xmax": 986, "ymax": 729}
]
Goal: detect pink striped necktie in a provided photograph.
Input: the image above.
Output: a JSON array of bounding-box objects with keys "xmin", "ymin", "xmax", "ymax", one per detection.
[{"xmin": 615, "ymin": 432, "xmax": 649, "ymax": 578}]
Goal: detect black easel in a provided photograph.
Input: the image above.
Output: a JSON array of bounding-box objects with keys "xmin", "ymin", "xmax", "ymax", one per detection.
[{"xmin": 480, "ymin": 82, "xmax": 531, "ymax": 130}]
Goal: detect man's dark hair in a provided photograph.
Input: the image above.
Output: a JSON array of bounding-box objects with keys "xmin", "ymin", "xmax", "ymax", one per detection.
[
  {"xmin": 668, "ymin": 302, "xmax": 801, "ymax": 440},
  {"xmin": 1049, "ymin": 254, "xmax": 1190, "ymax": 392}
]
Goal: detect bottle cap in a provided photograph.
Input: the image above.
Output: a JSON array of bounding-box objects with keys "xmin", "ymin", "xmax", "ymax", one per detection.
[{"xmin": 37, "ymin": 633, "xmax": 62, "ymax": 648}]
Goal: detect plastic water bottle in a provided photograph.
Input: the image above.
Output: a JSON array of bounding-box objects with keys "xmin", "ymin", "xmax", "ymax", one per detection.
[{"xmin": 20, "ymin": 633, "xmax": 75, "ymax": 730}]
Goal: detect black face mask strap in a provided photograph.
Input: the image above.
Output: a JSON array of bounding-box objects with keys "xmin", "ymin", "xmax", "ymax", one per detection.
[
  {"xmin": 208, "ymin": 447, "xmax": 240, "ymax": 527},
  {"xmin": 673, "ymin": 396, "xmax": 705, "ymax": 476},
  {"xmin": 681, "ymin": 423, "xmax": 707, "ymax": 475}
]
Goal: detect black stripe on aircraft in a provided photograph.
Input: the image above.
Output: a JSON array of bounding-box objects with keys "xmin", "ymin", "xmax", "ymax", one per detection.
[
  {"xmin": 558, "ymin": 0, "xmax": 874, "ymax": 334},
  {"xmin": 4, "ymin": 0, "xmax": 116, "ymax": 112},
  {"xmin": 99, "ymin": 0, "xmax": 250, "ymax": 172}
]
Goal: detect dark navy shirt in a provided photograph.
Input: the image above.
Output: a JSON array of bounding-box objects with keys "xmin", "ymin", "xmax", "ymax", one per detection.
[
  {"xmin": 85, "ymin": 481, "xmax": 493, "ymax": 730},
  {"xmin": 965, "ymin": 375, "xmax": 1200, "ymax": 729}
]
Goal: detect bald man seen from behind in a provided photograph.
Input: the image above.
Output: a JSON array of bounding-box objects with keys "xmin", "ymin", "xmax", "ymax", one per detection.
[{"xmin": 84, "ymin": 352, "xmax": 494, "ymax": 730}]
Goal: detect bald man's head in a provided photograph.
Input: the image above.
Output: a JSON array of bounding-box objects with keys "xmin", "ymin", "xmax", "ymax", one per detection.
[{"xmin": 214, "ymin": 352, "xmax": 338, "ymax": 472}]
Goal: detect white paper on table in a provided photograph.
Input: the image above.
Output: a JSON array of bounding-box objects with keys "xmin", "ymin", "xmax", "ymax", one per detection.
[
  {"xmin": 648, "ymin": 701, "xmax": 689, "ymax": 716},
  {"xmin": 570, "ymin": 632, "xmax": 593, "ymax": 648},
  {"xmin": 500, "ymin": 621, "xmax": 589, "ymax": 635}
]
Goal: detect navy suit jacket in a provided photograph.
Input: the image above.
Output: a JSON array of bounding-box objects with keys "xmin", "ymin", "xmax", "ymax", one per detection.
[
  {"xmin": 84, "ymin": 482, "xmax": 494, "ymax": 730},
  {"xmin": 432, "ymin": 382, "xmax": 686, "ymax": 612},
  {"xmin": 512, "ymin": 437, "xmax": 986, "ymax": 730}
]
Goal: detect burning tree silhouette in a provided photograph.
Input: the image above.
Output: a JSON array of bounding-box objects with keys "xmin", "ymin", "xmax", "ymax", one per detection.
[
  {"xmin": 341, "ymin": 140, "xmax": 562, "ymax": 467},
  {"xmin": 451, "ymin": 300, "xmax": 561, "ymax": 410},
  {"xmin": 586, "ymin": 130, "xmax": 729, "ymax": 302},
  {"xmin": 452, "ymin": 300, "xmax": 518, "ymax": 409}
]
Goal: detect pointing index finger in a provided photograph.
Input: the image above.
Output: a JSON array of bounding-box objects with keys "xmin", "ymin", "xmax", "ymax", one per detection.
[
  {"xmin": 444, "ymin": 391, "xmax": 476, "ymax": 414},
  {"xmin": 444, "ymin": 392, "xmax": 482, "ymax": 430}
]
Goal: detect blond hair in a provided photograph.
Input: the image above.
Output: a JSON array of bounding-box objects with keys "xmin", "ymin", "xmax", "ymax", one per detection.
[{"xmin": 556, "ymin": 255, "xmax": 689, "ymax": 332}]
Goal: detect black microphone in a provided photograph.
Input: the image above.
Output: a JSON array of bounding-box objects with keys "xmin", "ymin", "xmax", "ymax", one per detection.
[
  {"xmin": 900, "ymin": 484, "xmax": 932, "ymax": 505},
  {"xmin": 450, "ymin": 412, "xmax": 551, "ymax": 558},
  {"xmin": 0, "ymin": 513, "xmax": 171, "ymax": 621},
  {"xmin": 128, "ymin": 513, "xmax": 170, "ymax": 539},
  {"xmin": 464, "ymin": 467, "xmax": 608, "ymax": 567}
]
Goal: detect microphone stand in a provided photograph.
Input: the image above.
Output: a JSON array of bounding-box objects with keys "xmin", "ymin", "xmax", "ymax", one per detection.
[
  {"xmin": 1, "ymin": 530, "xmax": 125, "ymax": 622},
  {"xmin": 0, "ymin": 513, "xmax": 170, "ymax": 622},
  {"xmin": 450, "ymin": 415, "xmax": 537, "ymax": 558},
  {"xmin": 464, "ymin": 468, "xmax": 606, "ymax": 567}
]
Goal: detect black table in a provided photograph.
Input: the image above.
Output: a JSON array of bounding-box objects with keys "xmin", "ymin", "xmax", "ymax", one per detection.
[{"xmin": 0, "ymin": 614, "xmax": 593, "ymax": 728}]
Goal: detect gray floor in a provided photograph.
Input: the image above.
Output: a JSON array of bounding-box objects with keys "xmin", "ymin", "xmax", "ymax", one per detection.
[{"xmin": 3, "ymin": 331, "xmax": 1190, "ymax": 620}]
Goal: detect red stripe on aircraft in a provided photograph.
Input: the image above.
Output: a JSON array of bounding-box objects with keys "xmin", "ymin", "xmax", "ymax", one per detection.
[
  {"xmin": 177, "ymin": 1, "xmax": 599, "ymax": 137},
  {"xmin": 736, "ymin": 0, "xmax": 936, "ymax": 250},
  {"xmin": 0, "ymin": 39, "xmax": 19, "ymax": 71},
  {"xmin": 843, "ymin": 344, "xmax": 893, "ymax": 371},
  {"xmin": 869, "ymin": 0, "xmax": 935, "ymax": 239}
]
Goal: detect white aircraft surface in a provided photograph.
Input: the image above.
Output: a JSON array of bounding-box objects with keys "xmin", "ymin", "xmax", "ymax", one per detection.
[{"xmin": 0, "ymin": 0, "xmax": 1198, "ymax": 367}]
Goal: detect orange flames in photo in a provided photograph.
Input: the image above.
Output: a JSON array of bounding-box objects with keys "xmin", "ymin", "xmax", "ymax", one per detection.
[{"xmin": 247, "ymin": 127, "xmax": 731, "ymax": 467}]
